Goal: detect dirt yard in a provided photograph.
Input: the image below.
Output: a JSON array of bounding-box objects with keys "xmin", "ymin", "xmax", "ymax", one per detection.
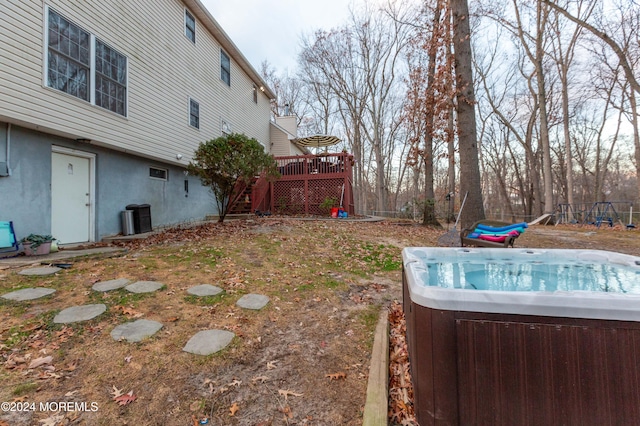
[{"xmin": 1, "ymin": 219, "xmax": 639, "ymax": 426}]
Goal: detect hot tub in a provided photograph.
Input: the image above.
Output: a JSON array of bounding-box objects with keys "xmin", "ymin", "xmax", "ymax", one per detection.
[{"xmin": 402, "ymin": 247, "xmax": 640, "ymax": 426}]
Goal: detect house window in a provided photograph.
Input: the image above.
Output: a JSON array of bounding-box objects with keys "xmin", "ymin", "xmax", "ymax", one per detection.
[
  {"xmin": 189, "ymin": 98, "xmax": 200, "ymax": 129},
  {"xmin": 220, "ymin": 50, "xmax": 230, "ymax": 86},
  {"xmin": 252, "ymin": 84, "xmax": 258, "ymax": 103},
  {"xmin": 47, "ymin": 10, "xmax": 90, "ymax": 101},
  {"xmin": 185, "ymin": 10, "xmax": 196, "ymax": 43},
  {"xmin": 95, "ymin": 40, "xmax": 127, "ymax": 116},
  {"xmin": 149, "ymin": 167, "xmax": 168, "ymax": 180},
  {"xmin": 45, "ymin": 8, "xmax": 128, "ymax": 117}
]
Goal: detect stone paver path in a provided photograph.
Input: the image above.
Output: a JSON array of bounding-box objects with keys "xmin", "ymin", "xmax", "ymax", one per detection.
[
  {"xmin": 8, "ymin": 266, "xmax": 272, "ymax": 355},
  {"xmin": 125, "ymin": 281, "xmax": 163, "ymax": 294},
  {"xmin": 93, "ymin": 278, "xmax": 130, "ymax": 292},
  {"xmin": 183, "ymin": 330, "xmax": 235, "ymax": 355},
  {"xmin": 187, "ymin": 284, "xmax": 223, "ymax": 297},
  {"xmin": 1, "ymin": 287, "xmax": 56, "ymax": 301},
  {"xmin": 236, "ymin": 293, "xmax": 270, "ymax": 310},
  {"xmin": 53, "ymin": 304, "xmax": 106, "ymax": 324},
  {"xmin": 18, "ymin": 267, "xmax": 61, "ymax": 276},
  {"xmin": 111, "ymin": 319, "xmax": 163, "ymax": 343}
]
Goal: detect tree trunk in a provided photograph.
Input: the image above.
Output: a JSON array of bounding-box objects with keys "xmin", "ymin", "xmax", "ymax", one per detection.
[
  {"xmin": 451, "ymin": 0, "xmax": 485, "ymax": 228},
  {"xmin": 535, "ymin": 2, "xmax": 554, "ymax": 214},
  {"xmin": 421, "ymin": 4, "xmax": 442, "ymax": 227},
  {"xmin": 631, "ymin": 89, "xmax": 640, "ymax": 203}
]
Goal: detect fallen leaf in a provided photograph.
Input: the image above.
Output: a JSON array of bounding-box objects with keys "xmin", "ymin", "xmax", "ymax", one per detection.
[
  {"xmin": 279, "ymin": 405, "xmax": 293, "ymax": 419},
  {"xmin": 251, "ymin": 375, "xmax": 269, "ymax": 384},
  {"xmin": 38, "ymin": 414, "xmax": 65, "ymax": 426},
  {"xmin": 278, "ymin": 389, "xmax": 303, "ymax": 400},
  {"xmin": 166, "ymin": 316, "xmax": 179, "ymax": 322},
  {"xmin": 267, "ymin": 360, "xmax": 278, "ymax": 370},
  {"xmin": 12, "ymin": 396, "xmax": 28, "ymax": 402},
  {"xmin": 64, "ymin": 390, "xmax": 78, "ymax": 397},
  {"xmin": 228, "ymin": 379, "xmax": 242, "ymax": 387},
  {"xmin": 28, "ymin": 356, "xmax": 53, "ymax": 369},
  {"xmin": 110, "ymin": 385, "xmax": 124, "ymax": 399},
  {"xmin": 325, "ymin": 372, "xmax": 347, "ymax": 380},
  {"xmin": 114, "ymin": 390, "xmax": 137, "ymax": 406},
  {"xmin": 116, "ymin": 306, "xmax": 143, "ymax": 317},
  {"xmin": 124, "ymin": 356, "xmax": 132, "ymax": 363},
  {"xmin": 229, "ymin": 402, "xmax": 239, "ymax": 416}
]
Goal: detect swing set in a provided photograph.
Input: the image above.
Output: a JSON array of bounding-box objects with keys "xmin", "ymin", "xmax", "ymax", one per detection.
[{"xmin": 556, "ymin": 202, "xmax": 628, "ymax": 228}]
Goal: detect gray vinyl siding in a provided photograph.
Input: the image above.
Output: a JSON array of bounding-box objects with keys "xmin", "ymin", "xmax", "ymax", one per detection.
[{"xmin": 0, "ymin": 0, "xmax": 272, "ymax": 165}]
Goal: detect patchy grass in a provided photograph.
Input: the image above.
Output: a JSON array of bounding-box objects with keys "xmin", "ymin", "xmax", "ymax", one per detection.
[{"xmin": 1, "ymin": 219, "xmax": 638, "ymax": 425}]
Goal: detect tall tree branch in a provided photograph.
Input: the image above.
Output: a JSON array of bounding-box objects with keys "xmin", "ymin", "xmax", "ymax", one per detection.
[{"xmin": 541, "ymin": 0, "xmax": 640, "ymax": 94}]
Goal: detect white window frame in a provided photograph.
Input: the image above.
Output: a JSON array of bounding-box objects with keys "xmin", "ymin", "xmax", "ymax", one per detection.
[
  {"xmin": 43, "ymin": 6, "xmax": 128, "ymax": 117},
  {"xmin": 189, "ymin": 97, "xmax": 200, "ymax": 129},
  {"xmin": 185, "ymin": 9, "xmax": 196, "ymax": 44}
]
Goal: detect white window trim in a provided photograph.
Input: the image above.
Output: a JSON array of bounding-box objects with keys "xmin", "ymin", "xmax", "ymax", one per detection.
[
  {"xmin": 184, "ymin": 9, "xmax": 196, "ymax": 44},
  {"xmin": 43, "ymin": 6, "xmax": 129, "ymax": 118},
  {"xmin": 189, "ymin": 97, "xmax": 200, "ymax": 130}
]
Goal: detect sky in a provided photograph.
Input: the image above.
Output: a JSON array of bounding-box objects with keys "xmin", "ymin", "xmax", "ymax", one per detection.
[{"xmin": 200, "ymin": 0, "xmax": 356, "ymax": 74}]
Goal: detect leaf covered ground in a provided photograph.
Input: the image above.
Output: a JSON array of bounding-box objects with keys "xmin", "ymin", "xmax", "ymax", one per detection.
[{"xmin": 1, "ymin": 219, "xmax": 640, "ymax": 426}]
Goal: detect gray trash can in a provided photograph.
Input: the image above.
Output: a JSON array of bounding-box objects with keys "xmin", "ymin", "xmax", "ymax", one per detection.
[{"xmin": 121, "ymin": 210, "xmax": 135, "ymax": 236}]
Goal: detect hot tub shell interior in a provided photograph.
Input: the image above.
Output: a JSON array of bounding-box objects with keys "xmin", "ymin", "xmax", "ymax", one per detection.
[{"xmin": 403, "ymin": 247, "xmax": 640, "ymax": 425}]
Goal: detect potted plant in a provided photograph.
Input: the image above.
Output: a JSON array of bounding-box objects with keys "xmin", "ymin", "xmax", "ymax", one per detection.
[{"xmin": 20, "ymin": 234, "xmax": 56, "ymax": 256}]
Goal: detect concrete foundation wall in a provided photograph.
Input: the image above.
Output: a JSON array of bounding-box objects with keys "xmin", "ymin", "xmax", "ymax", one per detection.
[{"xmin": 0, "ymin": 123, "xmax": 216, "ymax": 242}]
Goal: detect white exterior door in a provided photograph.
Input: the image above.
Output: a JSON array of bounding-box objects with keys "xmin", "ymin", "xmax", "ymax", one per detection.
[{"xmin": 51, "ymin": 148, "xmax": 95, "ymax": 244}]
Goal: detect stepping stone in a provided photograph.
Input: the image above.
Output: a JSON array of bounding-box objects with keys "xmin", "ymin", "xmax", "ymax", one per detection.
[
  {"xmin": 1, "ymin": 287, "xmax": 56, "ymax": 301},
  {"xmin": 19, "ymin": 267, "xmax": 61, "ymax": 276},
  {"xmin": 53, "ymin": 304, "xmax": 106, "ymax": 324},
  {"xmin": 111, "ymin": 319, "xmax": 163, "ymax": 343},
  {"xmin": 125, "ymin": 281, "xmax": 163, "ymax": 294},
  {"xmin": 187, "ymin": 284, "xmax": 223, "ymax": 297},
  {"xmin": 236, "ymin": 293, "xmax": 270, "ymax": 310},
  {"xmin": 93, "ymin": 278, "xmax": 130, "ymax": 292},
  {"xmin": 182, "ymin": 330, "xmax": 235, "ymax": 355}
]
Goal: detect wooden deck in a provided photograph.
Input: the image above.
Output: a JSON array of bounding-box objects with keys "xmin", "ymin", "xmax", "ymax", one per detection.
[{"xmin": 231, "ymin": 153, "xmax": 355, "ymax": 216}]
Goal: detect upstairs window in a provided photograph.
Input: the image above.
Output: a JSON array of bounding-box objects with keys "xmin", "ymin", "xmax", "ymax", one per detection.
[
  {"xmin": 45, "ymin": 8, "xmax": 128, "ymax": 117},
  {"xmin": 185, "ymin": 10, "xmax": 196, "ymax": 43},
  {"xmin": 252, "ymin": 84, "xmax": 258, "ymax": 103},
  {"xmin": 220, "ymin": 50, "xmax": 230, "ymax": 86},
  {"xmin": 189, "ymin": 98, "xmax": 200, "ymax": 129},
  {"xmin": 95, "ymin": 40, "xmax": 127, "ymax": 116},
  {"xmin": 47, "ymin": 10, "xmax": 90, "ymax": 101}
]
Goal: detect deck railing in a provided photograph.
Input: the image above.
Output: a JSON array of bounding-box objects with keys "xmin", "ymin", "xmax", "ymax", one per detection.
[
  {"xmin": 269, "ymin": 153, "xmax": 355, "ymax": 216},
  {"xmin": 275, "ymin": 153, "xmax": 353, "ymax": 179}
]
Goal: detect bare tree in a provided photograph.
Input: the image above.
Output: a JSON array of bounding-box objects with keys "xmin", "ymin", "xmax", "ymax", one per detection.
[
  {"xmin": 451, "ymin": 0, "xmax": 486, "ymax": 227},
  {"xmin": 299, "ymin": 4, "xmax": 414, "ymax": 214},
  {"xmin": 542, "ymin": 0, "xmax": 640, "ymax": 201},
  {"xmin": 547, "ymin": 0, "xmax": 595, "ymax": 207}
]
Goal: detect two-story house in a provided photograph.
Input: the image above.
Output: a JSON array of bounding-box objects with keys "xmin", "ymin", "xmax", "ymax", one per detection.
[{"xmin": 0, "ymin": 0, "xmax": 278, "ymax": 244}]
